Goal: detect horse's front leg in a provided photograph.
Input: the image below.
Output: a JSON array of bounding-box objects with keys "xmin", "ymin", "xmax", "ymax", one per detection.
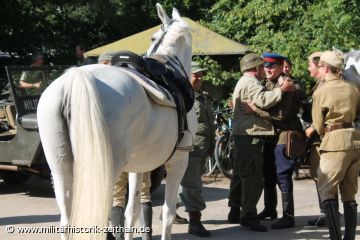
[
  {"xmin": 162, "ymin": 152, "xmax": 189, "ymax": 240},
  {"xmin": 124, "ymin": 172, "xmax": 143, "ymax": 240}
]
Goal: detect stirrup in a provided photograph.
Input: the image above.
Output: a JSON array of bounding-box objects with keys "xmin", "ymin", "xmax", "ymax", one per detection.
[{"xmin": 176, "ymin": 130, "xmax": 193, "ymax": 151}]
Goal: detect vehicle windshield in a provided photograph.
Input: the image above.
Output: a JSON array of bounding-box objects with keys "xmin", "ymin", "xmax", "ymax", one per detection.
[
  {"xmin": 5, "ymin": 66, "xmax": 70, "ymax": 115},
  {"xmin": 7, "ymin": 66, "xmax": 68, "ymax": 97}
]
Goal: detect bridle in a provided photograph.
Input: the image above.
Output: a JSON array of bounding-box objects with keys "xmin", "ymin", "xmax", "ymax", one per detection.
[{"xmin": 145, "ymin": 20, "xmax": 177, "ymax": 57}]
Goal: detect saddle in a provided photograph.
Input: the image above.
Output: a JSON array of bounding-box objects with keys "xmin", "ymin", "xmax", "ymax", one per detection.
[{"xmin": 111, "ymin": 51, "xmax": 194, "ymax": 150}]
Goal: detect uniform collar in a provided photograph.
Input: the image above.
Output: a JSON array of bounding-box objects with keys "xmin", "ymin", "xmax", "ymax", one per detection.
[{"xmin": 324, "ymin": 74, "xmax": 339, "ymax": 82}]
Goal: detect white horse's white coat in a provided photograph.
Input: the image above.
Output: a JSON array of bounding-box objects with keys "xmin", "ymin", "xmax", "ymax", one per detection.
[
  {"xmin": 37, "ymin": 4, "xmax": 195, "ymax": 240},
  {"xmin": 344, "ymin": 50, "xmax": 360, "ymax": 88}
]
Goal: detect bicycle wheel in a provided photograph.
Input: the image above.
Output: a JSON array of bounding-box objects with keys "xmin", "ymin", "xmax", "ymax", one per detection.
[
  {"xmin": 203, "ymin": 155, "xmax": 218, "ymax": 176},
  {"xmin": 214, "ymin": 134, "xmax": 233, "ymax": 179}
]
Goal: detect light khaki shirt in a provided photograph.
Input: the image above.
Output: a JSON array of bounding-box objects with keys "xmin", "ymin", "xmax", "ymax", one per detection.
[
  {"xmin": 312, "ymin": 75, "xmax": 360, "ymax": 151},
  {"xmin": 232, "ymin": 74, "xmax": 282, "ymax": 136}
]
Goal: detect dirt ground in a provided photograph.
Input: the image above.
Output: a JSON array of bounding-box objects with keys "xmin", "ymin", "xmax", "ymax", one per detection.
[{"xmin": 0, "ymin": 174, "xmax": 359, "ymax": 240}]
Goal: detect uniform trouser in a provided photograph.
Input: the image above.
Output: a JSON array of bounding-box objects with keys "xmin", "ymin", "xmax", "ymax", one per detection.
[
  {"xmin": 180, "ymin": 154, "xmax": 207, "ymax": 212},
  {"xmin": 309, "ymin": 143, "xmax": 321, "ymax": 180},
  {"xmin": 275, "ymin": 144, "xmax": 296, "ymax": 193},
  {"xmin": 113, "ymin": 171, "xmax": 152, "ymax": 208},
  {"xmin": 318, "ymin": 149, "xmax": 360, "ymax": 203},
  {"xmin": 228, "ymin": 147, "xmax": 242, "ymax": 207},
  {"xmin": 233, "ymin": 135, "xmax": 264, "ymax": 219},
  {"xmin": 262, "ymin": 139, "xmax": 278, "ymax": 210}
]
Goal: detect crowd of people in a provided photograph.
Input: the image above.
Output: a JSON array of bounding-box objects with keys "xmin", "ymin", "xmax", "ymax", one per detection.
[{"xmin": 225, "ymin": 50, "xmax": 359, "ymax": 240}]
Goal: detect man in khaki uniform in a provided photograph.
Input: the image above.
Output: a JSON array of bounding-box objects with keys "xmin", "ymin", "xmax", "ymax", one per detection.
[
  {"xmin": 312, "ymin": 51, "xmax": 360, "ymax": 240},
  {"xmin": 111, "ymin": 172, "xmax": 152, "ymax": 240},
  {"xmin": 229, "ymin": 53, "xmax": 295, "ymax": 232}
]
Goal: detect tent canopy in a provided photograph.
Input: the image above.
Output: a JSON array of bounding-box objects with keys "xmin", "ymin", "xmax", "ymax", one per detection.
[{"xmin": 85, "ymin": 18, "xmax": 250, "ymax": 57}]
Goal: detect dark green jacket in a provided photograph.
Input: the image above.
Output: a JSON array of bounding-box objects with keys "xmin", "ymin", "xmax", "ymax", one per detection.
[{"xmin": 191, "ymin": 91, "xmax": 216, "ymax": 157}]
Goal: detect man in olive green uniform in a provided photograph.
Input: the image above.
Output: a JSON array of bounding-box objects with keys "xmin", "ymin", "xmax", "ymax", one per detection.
[
  {"xmin": 312, "ymin": 51, "xmax": 360, "ymax": 240},
  {"xmin": 230, "ymin": 53, "xmax": 295, "ymax": 232},
  {"xmin": 243, "ymin": 53, "xmax": 306, "ymax": 229},
  {"xmin": 179, "ymin": 61, "xmax": 215, "ymax": 237},
  {"xmin": 19, "ymin": 52, "xmax": 46, "ymax": 95}
]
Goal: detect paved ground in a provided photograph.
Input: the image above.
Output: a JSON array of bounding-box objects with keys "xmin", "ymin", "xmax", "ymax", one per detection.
[{"xmin": 0, "ymin": 174, "xmax": 359, "ymax": 240}]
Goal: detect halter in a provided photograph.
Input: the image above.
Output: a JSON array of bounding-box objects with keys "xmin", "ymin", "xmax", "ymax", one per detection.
[{"xmin": 146, "ymin": 20, "xmax": 177, "ymax": 57}]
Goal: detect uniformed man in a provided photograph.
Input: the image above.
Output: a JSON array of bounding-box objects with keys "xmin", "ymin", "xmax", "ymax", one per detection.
[
  {"xmin": 244, "ymin": 53, "xmax": 307, "ymax": 229},
  {"xmin": 179, "ymin": 61, "xmax": 215, "ymax": 237},
  {"xmin": 304, "ymin": 51, "xmax": 329, "ymax": 227},
  {"xmin": 111, "ymin": 172, "xmax": 152, "ymax": 240},
  {"xmin": 229, "ymin": 53, "xmax": 295, "ymax": 232},
  {"xmin": 312, "ymin": 51, "xmax": 360, "ymax": 240}
]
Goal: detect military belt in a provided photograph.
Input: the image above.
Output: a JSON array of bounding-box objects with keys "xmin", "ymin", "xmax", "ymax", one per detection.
[{"xmin": 324, "ymin": 122, "xmax": 354, "ymax": 133}]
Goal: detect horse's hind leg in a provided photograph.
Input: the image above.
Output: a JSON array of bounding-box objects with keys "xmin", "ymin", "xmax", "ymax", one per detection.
[
  {"xmin": 37, "ymin": 88, "xmax": 73, "ymax": 240},
  {"xmin": 124, "ymin": 172, "xmax": 143, "ymax": 240},
  {"xmin": 162, "ymin": 152, "xmax": 189, "ymax": 240}
]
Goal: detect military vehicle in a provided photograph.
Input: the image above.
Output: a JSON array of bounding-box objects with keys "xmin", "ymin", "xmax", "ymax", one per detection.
[{"xmin": 0, "ymin": 65, "xmax": 69, "ymax": 183}]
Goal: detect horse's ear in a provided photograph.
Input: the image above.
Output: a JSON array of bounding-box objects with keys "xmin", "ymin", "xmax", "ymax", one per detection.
[
  {"xmin": 156, "ymin": 3, "xmax": 171, "ymax": 25},
  {"xmin": 172, "ymin": 7, "xmax": 181, "ymax": 21}
]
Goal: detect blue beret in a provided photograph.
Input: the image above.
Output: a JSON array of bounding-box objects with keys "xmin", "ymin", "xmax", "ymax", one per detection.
[{"xmin": 262, "ymin": 52, "xmax": 286, "ymax": 63}]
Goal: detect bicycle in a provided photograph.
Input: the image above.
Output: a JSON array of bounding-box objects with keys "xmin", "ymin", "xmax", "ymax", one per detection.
[{"xmin": 213, "ymin": 107, "xmax": 234, "ymax": 179}]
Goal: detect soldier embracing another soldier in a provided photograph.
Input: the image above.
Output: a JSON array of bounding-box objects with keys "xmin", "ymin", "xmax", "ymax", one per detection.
[{"xmin": 227, "ymin": 50, "xmax": 360, "ymax": 240}]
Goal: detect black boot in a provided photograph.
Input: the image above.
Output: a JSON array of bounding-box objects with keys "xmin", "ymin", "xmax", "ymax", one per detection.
[
  {"xmin": 111, "ymin": 206, "xmax": 125, "ymax": 240},
  {"xmin": 159, "ymin": 212, "xmax": 188, "ymax": 224},
  {"xmin": 321, "ymin": 199, "xmax": 342, "ymax": 240},
  {"xmin": 258, "ymin": 186, "xmax": 278, "ymax": 220},
  {"xmin": 308, "ymin": 213, "xmax": 327, "ymax": 227},
  {"xmin": 141, "ymin": 202, "xmax": 152, "ymax": 240},
  {"xmin": 188, "ymin": 211, "xmax": 210, "ymax": 237},
  {"xmin": 271, "ymin": 192, "xmax": 295, "ymax": 229},
  {"xmin": 343, "ymin": 201, "xmax": 357, "ymax": 240},
  {"xmin": 227, "ymin": 206, "xmax": 241, "ymax": 223},
  {"xmin": 308, "ymin": 185, "xmax": 327, "ymax": 227},
  {"xmin": 240, "ymin": 217, "xmax": 268, "ymax": 232}
]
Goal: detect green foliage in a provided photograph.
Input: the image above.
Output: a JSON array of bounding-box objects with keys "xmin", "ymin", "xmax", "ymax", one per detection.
[
  {"xmin": 193, "ymin": 56, "xmax": 241, "ymax": 89},
  {"xmin": 204, "ymin": 0, "xmax": 360, "ymax": 91},
  {"xmin": 0, "ymin": 0, "xmax": 213, "ymax": 64}
]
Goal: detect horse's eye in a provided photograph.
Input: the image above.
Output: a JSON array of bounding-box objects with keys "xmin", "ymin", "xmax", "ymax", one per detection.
[{"xmin": 151, "ymin": 37, "xmax": 156, "ymax": 42}]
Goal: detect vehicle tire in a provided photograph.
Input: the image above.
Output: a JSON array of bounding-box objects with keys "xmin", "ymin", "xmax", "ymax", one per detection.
[
  {"xmin": 0, "ymin": 171, "xmax": 31, "ymax": 184},
  {"xmin": 214, "ymin": 134, "xmax": 233, "ymax": 179},
  {"xmin": 150, "ymin": 165, "xmax": 166, "ymax": 193}
]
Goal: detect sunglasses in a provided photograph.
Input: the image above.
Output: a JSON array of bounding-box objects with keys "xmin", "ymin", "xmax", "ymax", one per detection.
[{"xmin": 264, "ymin": 63, "xmax": 280, "ymax": 69}]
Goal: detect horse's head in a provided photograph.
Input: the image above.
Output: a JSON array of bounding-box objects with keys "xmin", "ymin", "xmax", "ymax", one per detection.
[{"xmin": 146, "ymin": 3, "xmax": 192, "ymax": 79}]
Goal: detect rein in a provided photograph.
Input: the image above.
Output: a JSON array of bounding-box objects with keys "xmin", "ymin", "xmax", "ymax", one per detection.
[{"xmin": 145, "ymin": 20, "xmax": 177, "ymax": 57}]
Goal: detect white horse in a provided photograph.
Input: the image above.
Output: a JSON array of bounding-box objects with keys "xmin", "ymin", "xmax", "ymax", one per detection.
[
  {"xmin": 37, "ymin": 4, "xmax": 195, "ymax": 240},
  {"xmin": 344, "ymin": 50, "xmax": 360, "ymax": 88}
]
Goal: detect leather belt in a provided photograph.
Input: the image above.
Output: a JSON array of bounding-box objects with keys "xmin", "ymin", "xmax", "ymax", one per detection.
[{"xmin": 324, "ymin": 122, "xmax": 354, "ymax": 133}]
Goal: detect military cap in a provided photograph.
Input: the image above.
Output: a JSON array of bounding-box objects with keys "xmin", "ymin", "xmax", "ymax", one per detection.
[
  {"xmin": 262, "ymin": 52, "xmax": 286, "ymax": 67},
  {"xmin": 191, "ymin": 61, "xmax": 206, "ymax": 74},
  {"xmin": 240, "ymin": 53, "xmax": 263, "ymax": 72},
  {"xmin": 319, "ymin": 51, "xmax": 343, "ymax": 69},
  {"xmin": 98, "ymin": 51, "xmax": 118, "ymax": 63},
  {"xmin": 308, "ymin": 51, "xmax": 322, "ymax": 62}
]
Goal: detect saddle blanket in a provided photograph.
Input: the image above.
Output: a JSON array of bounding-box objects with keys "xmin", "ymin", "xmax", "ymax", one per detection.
[{"xmin": 117, "ymin": 67, "xmax": 176, "ymax": 108}]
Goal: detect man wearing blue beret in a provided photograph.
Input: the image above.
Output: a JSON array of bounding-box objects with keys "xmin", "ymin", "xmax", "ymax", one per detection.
[
  {"xmin": 229, "ymin": 53, "xmax": 295, "ymax": 232},
  {"xmin": 243, "ymin": 52, "xmax": 306, "ymax": 229}
]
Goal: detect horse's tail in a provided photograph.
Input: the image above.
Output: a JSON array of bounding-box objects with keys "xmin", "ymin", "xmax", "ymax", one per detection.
[{"xmin": 63, "ymin": 68, "xmax": 113, "ymax": 240}]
